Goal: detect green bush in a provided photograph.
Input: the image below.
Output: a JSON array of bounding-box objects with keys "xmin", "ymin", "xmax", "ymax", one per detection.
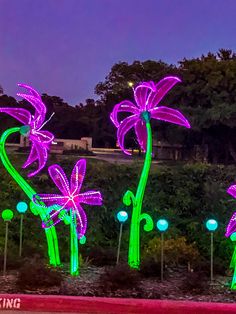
[
  {"xmin": 0, "ymin": 155, "xmax": 235, "ymax": 270},
  {"xmin": 144, "ymin": 236, "xmax": 200, "ymax": 267}
]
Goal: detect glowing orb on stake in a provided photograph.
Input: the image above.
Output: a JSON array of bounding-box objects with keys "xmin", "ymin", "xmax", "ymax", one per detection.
[
  {"xmin": 156, "ymin": 219, "xmax": 169, "ymax": 232},
  {"xmin": 206, "ymin": 219, "xmax": 218, "ymax": 232},
  {"xmin": 117, "ymin": 210, "xmax": 128, "ymax": 223},
  {"xmin": 16, "ymin": 201, "xmax": 28, "ymax": 214}
]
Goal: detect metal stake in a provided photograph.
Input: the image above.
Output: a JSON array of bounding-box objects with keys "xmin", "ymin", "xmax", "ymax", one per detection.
[
  {"xmin": 19, "ymin": 214, "xmax": 23, "ymax": 257},
  {"xmin": 3, "ymin": 222, "xmax": 9, "ymax": 276},
  {"xmin": 161, "ymin": 232, "xmax": 164, "ymax": 281},
  {"xmin": 116, "ymin": 223, "xmax": 123, "ymax": 264},
  {"xmin": 211, "ymin": 232, "xmax": 214, "ymax": 281}
]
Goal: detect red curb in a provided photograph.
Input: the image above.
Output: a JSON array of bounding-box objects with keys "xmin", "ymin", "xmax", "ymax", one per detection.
[{"xmin": 0, "ymin": 294, "xmax": 235, "ymax": 313}]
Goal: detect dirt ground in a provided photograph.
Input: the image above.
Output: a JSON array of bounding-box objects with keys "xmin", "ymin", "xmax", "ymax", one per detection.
[{"xmin": 1, "ymin": 266, "xmax": 236, "ymax": 303}]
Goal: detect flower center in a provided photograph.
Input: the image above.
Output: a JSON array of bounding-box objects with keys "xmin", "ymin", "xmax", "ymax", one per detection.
[
  {"xmin": 140, "ymin": 111, "xmax": 151, "ymax": 123},
  {"xmin": 69, "ymin": 195, "xmax": 74, "ymax": 202},
  {"xmin": 20, "ymin": 125, "xmax": 30, "ymax": 137}
]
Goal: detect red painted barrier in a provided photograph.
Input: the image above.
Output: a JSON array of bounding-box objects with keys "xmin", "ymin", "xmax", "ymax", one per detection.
[{"xmin": 0, "ymin": 294, "xmax": 235, "ymax": 313}]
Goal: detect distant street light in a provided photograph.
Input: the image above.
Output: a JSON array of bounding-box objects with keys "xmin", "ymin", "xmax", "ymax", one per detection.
[
  {"xmin": 2, "ymin": 209, "xmax": 14, "ymax": 276},
  {"xmin": 116, "ymin": 210, "xmax": 128, "ymax": 264},
  {"xmin": 156, "ymin": 219, "xmax": 169, "ymax": 281},
  {"xmin": 205, "ymin": 219, "xmax": 218, "ymax": 281},
  {"xmin": 128, "ymin": 81, "xmax": 134, "ymax": 87},
  {"xmin": 16, "ymin": 201, "xmax": 28, "ymax": 257}
]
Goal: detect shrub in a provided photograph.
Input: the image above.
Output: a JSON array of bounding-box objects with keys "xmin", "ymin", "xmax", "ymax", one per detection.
[
  {"xmin": 63, "ymin": 148, "xmax": 95, "ymax": 156},
  {"xmin": 144, "ymin": 236, "xmax": 200, "ymax": 267},
  {"xmin": 192, "ymin": 257, "xmax": 227, "ymax": 276},
  {"xmin": 16, "ymin": 256, "xmax": 63, "ymax": 290},
  {"xmin": 99, "ymin": 264, "xmax": 140, "ymax": 291},
  {"xmin": 139, "ymin": 258, "xmax": 161, "ymax": 278},
  {"xmin": 88, "ymin": 247, "xmax": 116, "ymax": 266},
  {"xmin": 181, "ymin": 271, "xmax": 209, "ymax": 294},
  {"xmin": 0, "ymin": 254, "xmax": 23, "ymax": 270}
]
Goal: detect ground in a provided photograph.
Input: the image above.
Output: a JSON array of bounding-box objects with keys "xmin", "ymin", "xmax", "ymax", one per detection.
[{"xmin": 1, "ymin": 266, "xmax": 236, "ymax": 303}]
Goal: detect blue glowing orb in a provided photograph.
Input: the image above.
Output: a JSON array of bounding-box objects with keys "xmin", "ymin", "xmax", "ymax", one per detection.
[
  {"xmin": 206, "ymin": 219, "xmax": 218, "ymax": 232},
  {"xmin": 16, "ymin": 201, "xmax": 28, "ymax": 214},
  {"xmin": 156, "ymin": 219, "xmax": 169, "ymax": 232},
  {"xmin": 117, "ymin": 210, "xmax": 128, "ymax": 223}
]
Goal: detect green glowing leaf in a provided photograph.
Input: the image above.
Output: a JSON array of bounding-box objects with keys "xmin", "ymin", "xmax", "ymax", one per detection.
[
  {"xmin": 123, "ymin": 190, "xmax": 135, "ymax": 206},
  {"xmin": 140, "ymin": 213, "xmax": 154, "ymax": 232}
]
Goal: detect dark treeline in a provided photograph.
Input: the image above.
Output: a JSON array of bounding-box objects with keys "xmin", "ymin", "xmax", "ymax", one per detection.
[{"xmin": 1, "ymin": 48, "xmax": 236, "ymax": 164}]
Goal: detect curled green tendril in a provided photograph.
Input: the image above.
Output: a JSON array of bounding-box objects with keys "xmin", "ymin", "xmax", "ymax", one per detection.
[
  {"xmin": 139, "ymin": 213, "xmax": 154, "ymax": 232},
  {"xmin": 123, "ymin": 190, "xmax": 136, "ymax": 206},
  {"xmin": 30, "ymin": 201, "xmax": 39, "ymax": 216}
]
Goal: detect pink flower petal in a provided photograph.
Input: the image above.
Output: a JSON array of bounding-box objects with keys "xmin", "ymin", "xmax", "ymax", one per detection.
[
  {"xmin": 70, "ymin": 159, "xmax": 86, "ymax": 195},
  {"xmin": 225, "ymin": 212, "xmax": 236, "ymax": 237},
  {"xmin": 18, "ymin": 83, "xmax": 41, "ymax": 99},
  {"xmin": 150, "ymin": 106, "xmax": 190, "ymax": 128},
  {"xmin": 48, "ymin": 164, "xmax": 71, "ymax": 195},
  {"xmin": 147, "ymin": 76, "xmax": 181, "ymax": 110},
  {"xmin": 74, "ymin": 203, "xmax": 87, "ymax": 239},
  {"xmin": 134, "ymin": 82, "xmax": 156, "ymax": 110},
  {"xmin": 27, "ymin": 142, "xmax": 48, "ymax": 177},
  {"xmin": 23, "ymin": 143, "xmax": 38, "ymax": 169},
  {"xmin": 117, "ymin": 115, "xmax": 138, "ymax": 155},
  {"xmin": 227, "ymin": 185, "xmax": 236, "ymax": 199},
  {"xmin": 110, "ymin": 100, "xmax": 139, "ymax": 128},
  {"xmin": 33, "ymin": 194, "xmax": 67, "ymax": 208},
  {"xmin": 79, "ymin": 191, "xmax": 102, "ymax": 205},
  {"xmin": 33, "ymin": 130, "xmax": 54, "ymax": 144},
  {"xmin": 134, "ymin": 119, "xmax": 147, "ymax": 151},
  {"xmin": 0, "ymin": 107, "xmax": 31, "ymax": 125},
  {"xmin": 32, "ymin": 194, "xmax": 67, "ymax": 227},
  {"xmin": 17, "ymin": 93, "xmax": 46, "ymax": 128}
]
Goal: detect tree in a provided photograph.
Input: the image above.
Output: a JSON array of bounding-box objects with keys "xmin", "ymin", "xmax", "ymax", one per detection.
[
  {"xmin": 0, "ymin": 85, "xmax": 3, "ymax": 95},
  {"xmin": 176, "ymin": 51, "xmax": 236, "ymax": 163},
  {"xmin": 95, "ymin": 60, "xmax": 181, "ymax": 149}
]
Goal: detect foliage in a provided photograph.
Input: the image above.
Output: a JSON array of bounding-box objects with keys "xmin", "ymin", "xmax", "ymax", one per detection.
[
  {"xmin": 139, "ymin": 258, "xmax": 161, "ymax": 278},
  {"xmin": 181, "ymin": 271, "xmax": 209, "ymax": 294},
  {"xmin": 87, "ymin": 247, "xmax": 116, "ymax": 266},
  {"xmin": 2, "ymin": 49, "xmax": 236, "ymax": 160},
  {"xmin": 144, "ymin": 237, "xmax": 200, "ymax": 266},
  {"xmin": 63, "ymin": 148, "xmax": 95, "ymax": 156},
  {"xmin": 193, "ymin": 257, "xmax": 227, "ymax": 276},
  {"xmin": 99, "ymin": 264, "xmax": 140, "ymax": 291},
  {"xmin": 16, "ymin": 256, "xmax": 63, "ymax": 289},
  {"xmin": 0, "ymin": 152, "xmax": 235, "ymax": 271}
]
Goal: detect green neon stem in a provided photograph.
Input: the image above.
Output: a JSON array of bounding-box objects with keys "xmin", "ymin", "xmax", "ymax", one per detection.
[
  {"xmin": 70, "ymin": 209, "xmax": 79, "ymax": 276},
  {"xmin": 0, "ymin": 127, "xmax": 60, "ymax": 266},
  {"xmin": 230, "ymin": 245, "xmax": 236, "ymax": 289},
  {"xmin": 125, "ymin": 120, "xmax": 154, "ymax": 269}
]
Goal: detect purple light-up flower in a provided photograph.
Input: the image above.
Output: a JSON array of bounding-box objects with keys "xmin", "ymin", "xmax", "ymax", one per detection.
[
  {"xmin": 33, "ymin": 159, "xmax": 102, "ymax": 239},
  {"xmin": 226, "ymin": 185, "xmax": 236, "ymax": 237},
  {"xmin": 110, "ymin": 76, "xmax": 191, "ymax": 154},
  {"xmin": 0, "ymin": 83, "xmax": 53, "ymax": 177}
]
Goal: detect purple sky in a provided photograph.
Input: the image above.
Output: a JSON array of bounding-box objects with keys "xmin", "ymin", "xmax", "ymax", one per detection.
[{"xmin": 1, "ymin": 0, "xmax": 236, "ymax": 105}]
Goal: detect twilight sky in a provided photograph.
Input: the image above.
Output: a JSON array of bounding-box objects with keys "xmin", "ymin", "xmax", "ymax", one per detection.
[{"xmin": 1, "ymin": 0, "xmax": 236, "ymax": 105}]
